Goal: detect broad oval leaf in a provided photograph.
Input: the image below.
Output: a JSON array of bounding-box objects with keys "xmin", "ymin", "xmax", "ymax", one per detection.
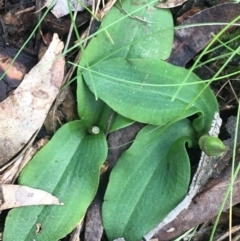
[
  {"xmin": 3, "ymin": 120, "xmax": 108, "ymax": 241},
  {"xmin": 102, "ymin": 119, "xmax": 196, "ymax": 241},
  {"xmin": 77, "ymin": 0, "xmax": 173, "ymax": 129},
  {"xmin": 79, "ymin": 0, "xmax": 173, "ymax": 67},
  {"xmin": 83, "ymin": 58, "xmax": 218, "ymax": 133}
]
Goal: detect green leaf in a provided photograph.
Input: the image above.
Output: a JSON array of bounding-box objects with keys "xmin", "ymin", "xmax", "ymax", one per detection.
[
  {"xmin": 77, "ymin": 0, "xmax": 173, "ymax": 129},
  {"xmin": 83, "ymin": 58, "xmax": 218, "ymax": 133},
  {"xmin": 77, "ymin": 75, "xmax": 134, "ymax": 133},
  {"xmin": 77, "ymin": 75, "xmax": 110, "ymax": 127},
  {"xmin": 108, "ymin": 112, "xmax": 135, "ymax": 133},
  {"xmin": 102, "ymin": 119, "xmax": 196, "ymax": 241},
  {"xmin": 80, "ymin": 0, "xmax": 173, "ymax": 68},
  {"xmin": 77, "ymin": 75, "xmax": 99, "ymax": 120},
  {"xmin": 3, "ymin": 120, "xmax": 108, "ymax": 241}
]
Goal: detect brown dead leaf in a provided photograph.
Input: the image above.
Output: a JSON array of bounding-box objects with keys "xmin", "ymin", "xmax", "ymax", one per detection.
[
  {"xmin": 156, "ymin": 0, "xmax": 187, "ymax": 8},
  {"xmin": 0, "ymin": 33, "xmax": 65, "ymax": 166},
  {"xmin": 168, "ymin": 2, "xmax": 240, "ymax": 66},
  {"xmin": 0, "ymin": 184, "xmax": 62, "ymax": 210},
  {"xmin": 0, "ymin": 43, "xmax": 37, "ymax": 102},
  {"xmin": 176, "ymin": 7, "xmax": 200, "ymax": 24}
]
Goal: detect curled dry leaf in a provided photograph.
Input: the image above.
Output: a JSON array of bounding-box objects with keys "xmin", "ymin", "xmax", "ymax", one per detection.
[
  {"xmin": 0, "ymin": 184, "xmax": 62, "ymax": 210},
  {"xmin": 0, "ymin": 33, "xmax": 65, "ymax": 167}
]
